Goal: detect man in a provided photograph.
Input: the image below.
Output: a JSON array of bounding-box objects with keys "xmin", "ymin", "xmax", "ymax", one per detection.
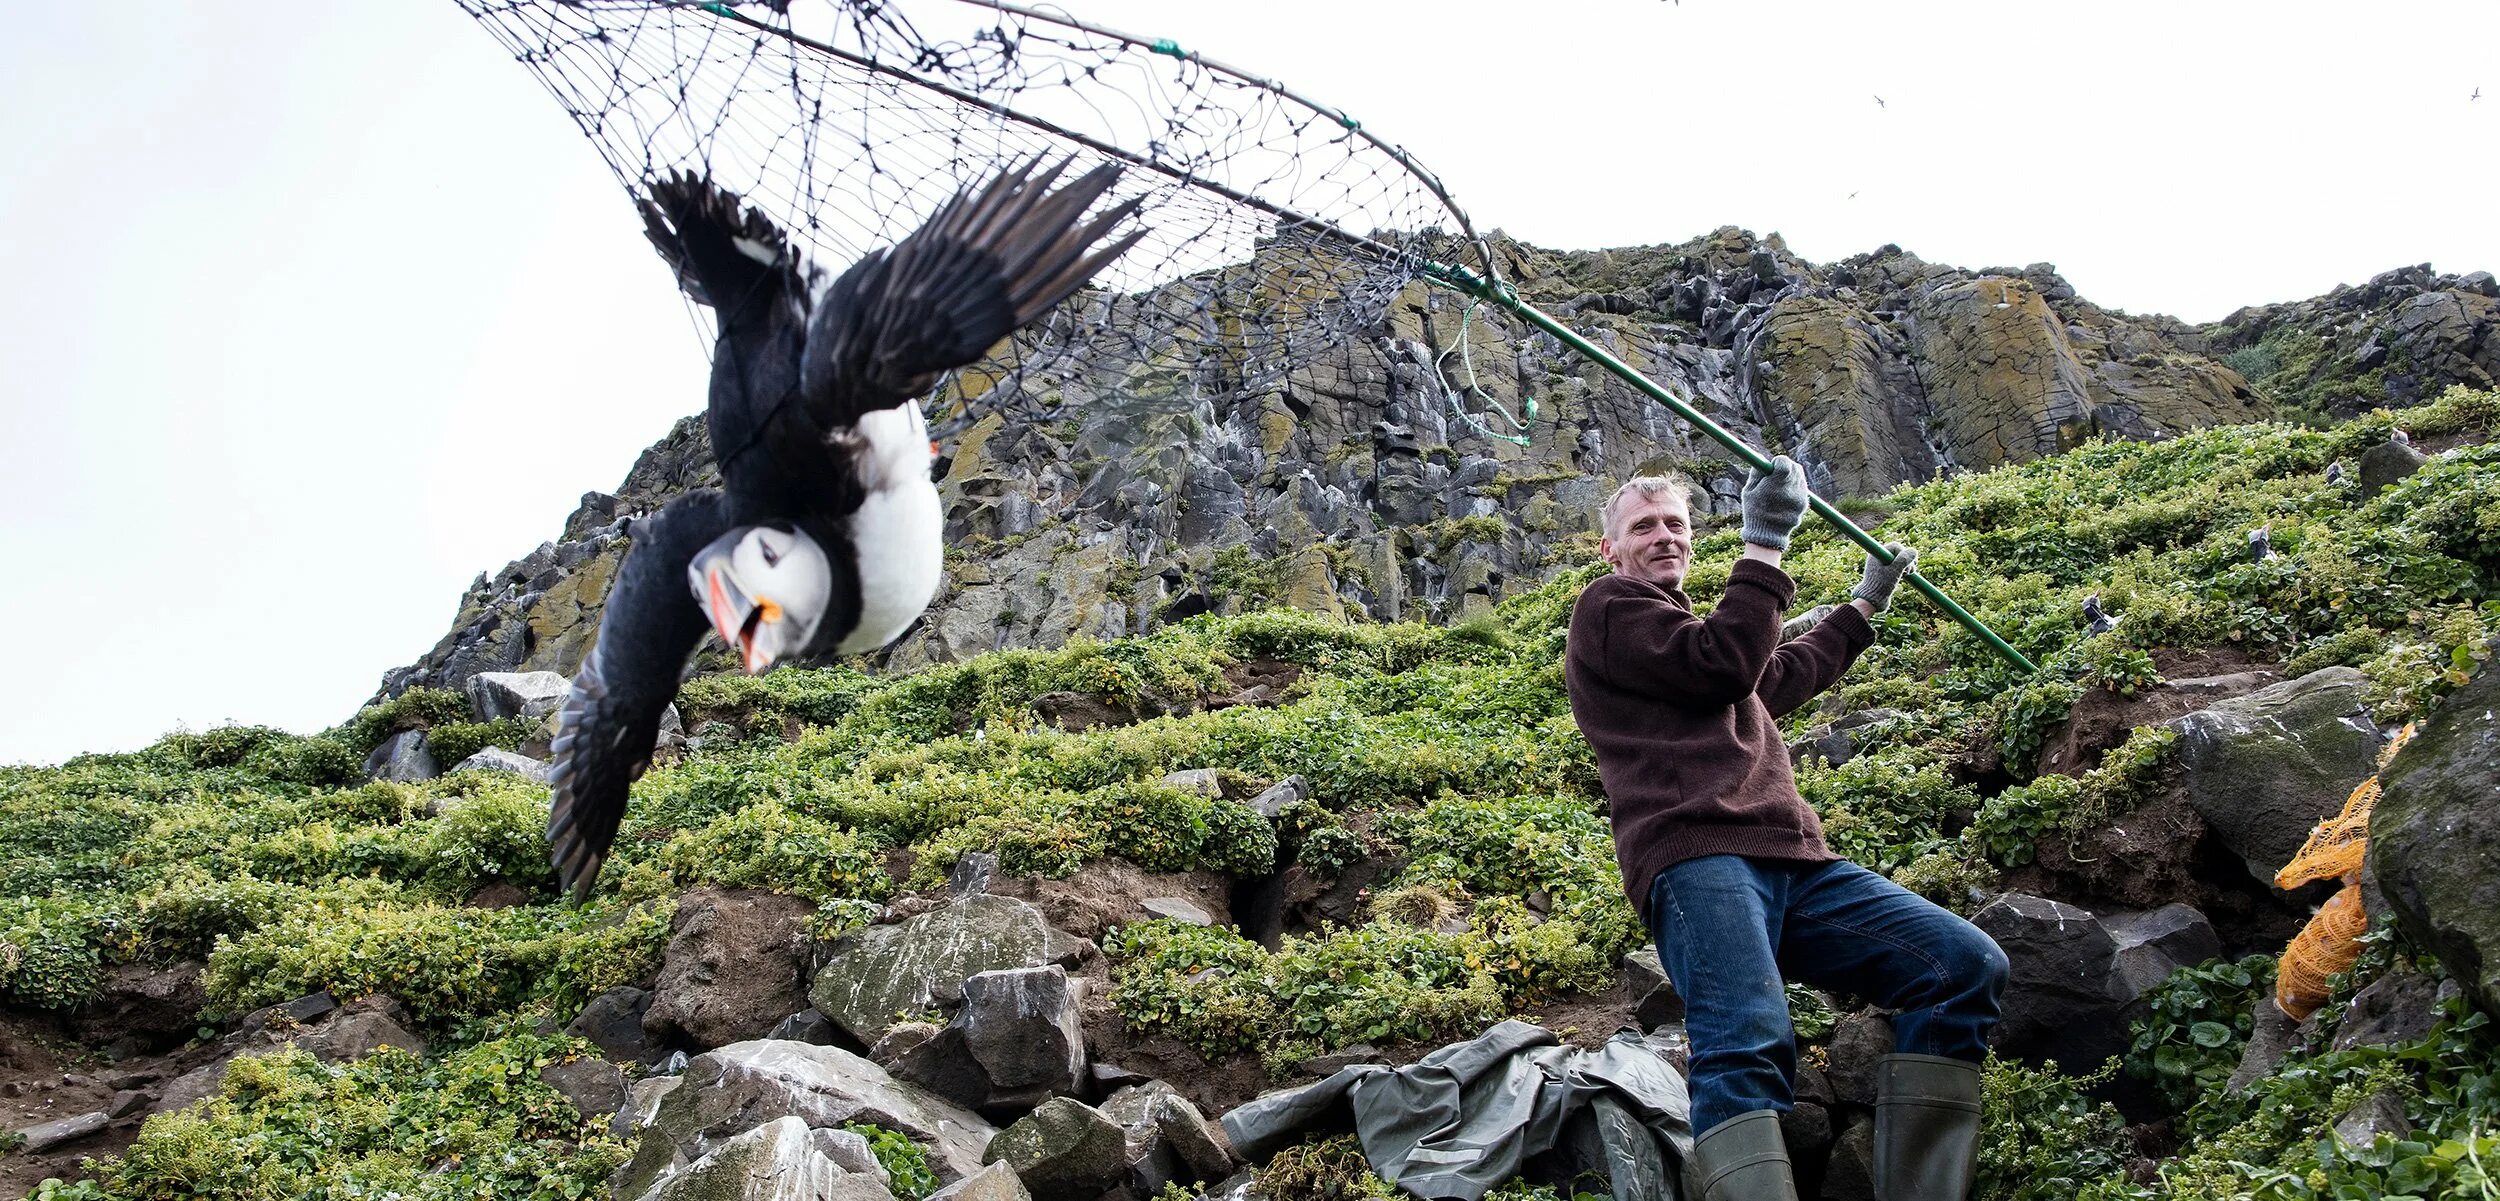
[{"xmin": 1563, "ymin": 458, "xmax": 2008, "ymax": 1201}]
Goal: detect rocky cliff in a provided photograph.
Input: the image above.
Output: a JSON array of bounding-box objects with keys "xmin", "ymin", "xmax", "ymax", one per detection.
[{"xmin": 379, "ymin": 232, "xmax": 2496, "ymax": 699}]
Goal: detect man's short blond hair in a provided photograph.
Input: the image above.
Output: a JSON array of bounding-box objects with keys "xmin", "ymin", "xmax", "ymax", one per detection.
[{"xmin": 1601, "ymin": 473, "xmax": 1698, "ymax": 540}]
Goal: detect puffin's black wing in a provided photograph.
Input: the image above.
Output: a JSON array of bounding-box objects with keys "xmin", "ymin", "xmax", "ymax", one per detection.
[
  {"xmin": 798, "ymin": 155, "xmax": 1146, "ymax": 431},
  {"xmin": 546, "ymin": 488, "xmax": 742, "ymax": 902},
  {"xmin": 637, "ymin": 173, "xmax": 811, "ymax": 501}
]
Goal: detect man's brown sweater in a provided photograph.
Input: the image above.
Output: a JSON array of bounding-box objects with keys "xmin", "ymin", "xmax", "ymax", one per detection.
[{"xmin": 1565, "ymin": 558, "xmax": 1876, "ymax": 920}]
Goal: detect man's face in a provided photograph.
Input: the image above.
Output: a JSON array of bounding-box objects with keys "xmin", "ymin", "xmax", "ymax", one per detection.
[{"xmin": 1602, "ymin": 490, "xmax": 1693, "ymax": 589}]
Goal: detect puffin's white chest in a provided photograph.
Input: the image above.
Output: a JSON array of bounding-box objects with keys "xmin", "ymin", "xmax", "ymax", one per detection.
[{"xmin": 839, "ymin": 479, "xmax": 942, "ymax": 653}]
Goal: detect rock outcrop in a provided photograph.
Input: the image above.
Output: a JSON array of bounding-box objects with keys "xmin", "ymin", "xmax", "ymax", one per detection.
[
  {"xmin": 374, "ymin": 235, "xmax": 2494, "ymax": 703},
  {"xmin": 2370, "ymin": 650, "xmax": 2500, "ymax": 1019}
]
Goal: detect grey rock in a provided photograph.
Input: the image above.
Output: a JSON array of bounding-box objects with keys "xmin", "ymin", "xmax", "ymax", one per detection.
[
  {"xmin": 635, "ymin": 1115, "xmax": 898, "ymax": 1201},
  {"xmin": 152, "ymin": 1061, "xmax": 227, "ymax": 1113},
  {"xmin": 569, "ymin": 986, "xmax": 659, "ymax": 1063},
  {"xmin": 614, "ymin": 1040, "xmax": 996, "ymax": 1198},
  {"xmin": 241, "ymin": 989, "xmax": 339, "ymax": 1034},
  {"xmin": 1821, "ymin": 1012, "xmax": 1896, "ymax": 1106},
  {"xmin": 465, "ymin": 670, "xmax": 572, "ymax": 721},
  {"xmin": 2371, "ymin": 652, "xmax": 2500, "ymax": 1020},
  {"xmin": 1140, "ymin": 897, "xmax": 1212, "ymax": 926},
  {"xmin": 810, "ymin": 894, "xmax": 1057, "ymax": 1044},
  {"xmin": 894, "ymin": 965, "xmax": 1088, "ymax": 1115},
  {"xmin": 2332, "ymin": 1089, "xmax": 2413, "ymax": 1148},
  {"xmin": 1621, "ymin": 947, "xmax": 1684, "ymax": 1029},
  {"xmin": 1972, "ymin": 893, "xmax": 2132, "ymax": 1069},
  {"xmin": 2331, "ymin": 969, "xmax": 2445, "ymax": 1052},
  {"xmin": 1101, "ymin": 1081, "xmax": 1234, "ymax": 1195},
  {"xmin": 2357, "ymin": 437, "xmax": 2430, "ymax": 499},
  {"xmin": 363, "ymin": 729, "xmax": 439, "ymax": 782},
  {"xmin": 452, "ymin": 746, "xmax": 553, "ymax": 782},
  {"xmin": 2104, "ymin": 903, "xmax": 2224, "ymax": 1000},
  {"xmin": 294, "ymin": 994, "xmax": 426, "ymax": 1062},
  {"xmin": 2167, "ymin": 668, "xmax": 2385, "ymax": 886},
  {"xmin": 541, "ymin": 1056, "xmax": 629, "ymax": 1121},
  {"xmin": 645, "ymin": 889, "xmax": 817, "ymax": 1050},
  {"xmin": 614, "ymin": 1075, "xmax": 684, "ymax": 1140},
  {"xmin": 107, "ymin": 1089, "xmax": 153, "ymax": 1118},
  {"xmin": 926, "ymin": 1162, "xmax": 1033, "ymax": 1201},
  {"xmin": 870, "ymin": 1022, "xmax": 943, "ymax": 1067},
  {"xmin": 1819, "ymin": 1112, "xmax": 1877, "ymax": 1201},
  {"xmin": 983, "ymin": 1097, "xmax": 1132, "ymax": 1201},
  {"xmin": 950, "ymin": 852, "xmax": 999, "ymax": 896},
  {"xmin": 14, "ymin": 1110, "xmax": 109, "ymax": 1153},
  {"xmin": 1248, "ymin": 774, "xmax": 1311, "ymax": 818}
]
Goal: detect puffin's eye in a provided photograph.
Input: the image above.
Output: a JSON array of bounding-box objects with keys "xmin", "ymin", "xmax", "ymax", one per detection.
[{"xmin": 758, "ymin": 539, "xmax": 782, "ymax": 567}]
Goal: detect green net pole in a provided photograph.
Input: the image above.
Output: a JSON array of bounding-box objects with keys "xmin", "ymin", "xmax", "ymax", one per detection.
[{"xmin": 1425, "ymin": 262, "xmax": 2040, "ymax": 677}]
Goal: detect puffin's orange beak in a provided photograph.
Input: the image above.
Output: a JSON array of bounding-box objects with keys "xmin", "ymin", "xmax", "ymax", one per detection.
[{"xmin": 699, "ymin": 566, "xmax": 770, "ymax": 674}]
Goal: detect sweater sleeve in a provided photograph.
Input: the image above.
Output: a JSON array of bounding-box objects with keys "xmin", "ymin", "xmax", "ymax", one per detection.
[
  {"xmin": 1591, "ymin": 560, "xmax": 1797, "ymax": 707},
  {"xmin": 1758, "ymin": 602, "xmax": 1878, "ymax": 717}
]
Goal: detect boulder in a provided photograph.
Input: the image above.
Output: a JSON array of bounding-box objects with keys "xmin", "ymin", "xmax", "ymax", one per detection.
[
  {"xmin": 2332, "ymin": 1090, "xmax": 2413, "ymax": 1148},
  {"xmin": 570, "ymin": 986, "xmax": 660, "ymax": 1063},
  {"xmin": 893, "ymin": 965, "xmax": 1087, "ymax": 1116},
  {"xmin": 926, "ymin": 1162, "xmax": 1033, "ymax": 1201},
  {"xmin": 614, "ymin": 1040, "xmax": 996, "ymax": 1198},
  {"xmin": 1099, "ymin": 1081, "xmax": 1235, "ymax": 1195},
  {"xmin": 2102, "ymin": 903, "xmax": 2224, "ymax": 1000},
  {"xmin": 541, "ymin": 1055, "xmax": 629, "ymax": 1122},
  {"xmin": 2166, "ymin": 667, "xmax": 2385, "ymax": 886},
  {"xmin": 2356, "ymin": 436, "xmax": 2430, "ymax": 499},
  {"xmin": 633, "ymin": 1115, "xmax": 898, "ymax": 1201},
  {"xmin": 1971, "ymin": 893, "xmax": 2132, "ymax": 1069},
  {"xmin": 451, "ymin": 746, "xmax": 554, "ymax": 782},
  {"xmin": 2330, "ymin": 969, "xmax": 2449, "ymax": 1053},
  {"xmin": 363, "ymin": 729, "xmax": 439, "ymax": 782},
  {"xmin": 1248, "ymin": 774, "xmax": 1312, "ymax": 818},
  {"xmin": 983, "ymin": 1098, "xmax": 1132, "ymax": 1201},
  {"xmin": 870, "ymin": 1022, "xmax": 943, "ymax": 1067},
  {"xmin": 615, "ymin": 1075, "xmax": 684, "ymax": 1140},
  {"xmin": 810, "ymin": 894, "xmax": 1057, "ymax": 1044},
  {"xmin": 465, "ymin": 670, "xmax": 572, "ymax": 721},
  {"xmin": 1140, "ymin": 897, "xmax": 1213, "ymax": 926},
  {"xmin": 1820, "ymin": 1011, "xmax": 1896, "ymax": 1106},
  {"xmin": 2370, "ymin": 653, "xmax": 2500, "ymax": 1020},
  {"xmin": 1621, "ymin": 948, "xmax": 1685, "ymax": 1030},
  {"xmin": 1818, "ymin": 1112, "xmax": 1877, "ymax": 1201},
  {"xmin": 645, "ymin": 889, "xmax": 817, "ymax": 1050},
  {"xmin": 294, "ymin": 994, "xmax": 426, "ymax": 1062}
]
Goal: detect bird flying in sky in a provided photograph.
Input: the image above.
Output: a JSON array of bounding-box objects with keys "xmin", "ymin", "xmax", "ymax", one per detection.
[{"xmin": 544, "ymin": 156, "xmax": 1144, "ymax": 901}]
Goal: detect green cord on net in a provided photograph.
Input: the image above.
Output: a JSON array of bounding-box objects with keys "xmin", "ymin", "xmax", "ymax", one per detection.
[{"xmin": 1436, "ymin": 295, "xmax": 1540, "ymax": 447}]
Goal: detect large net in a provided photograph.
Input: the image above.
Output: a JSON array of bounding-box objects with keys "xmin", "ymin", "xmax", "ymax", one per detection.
[
  {"xmin": 2272, "ymin": 722, "xmax": 2417, "ymax": 1019},
  {"xmin": 457, "ymin": 0, "xmax": 1500, "ymax": 438}
]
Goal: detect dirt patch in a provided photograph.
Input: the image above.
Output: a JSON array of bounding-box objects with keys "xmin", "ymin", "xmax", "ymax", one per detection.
[
  {"xmin": 2034, "ymin": 651, "xmax": 2281, "ymax": 778},
  {"xmin": 991, "ymin": 859, "xmax": 1236, "ymax": 942},
  {"xmin": 0, "ymin": 1011, "xmax": 178, "ymax": 1196}
]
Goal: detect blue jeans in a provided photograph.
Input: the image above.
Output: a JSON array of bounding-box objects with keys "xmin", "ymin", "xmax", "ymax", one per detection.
[{"xmin": 1646, "ymin": 855, "xmax": 2008, "ymax": 1136}]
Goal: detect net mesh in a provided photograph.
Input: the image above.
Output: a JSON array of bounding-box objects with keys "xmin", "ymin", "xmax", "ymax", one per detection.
[{"xmin": 456, "ymin": 0, "xmax": 1495, "ymax": 438}]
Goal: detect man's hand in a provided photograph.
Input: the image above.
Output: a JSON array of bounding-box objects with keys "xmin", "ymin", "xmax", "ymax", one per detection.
[
  {"xmin": 1853, "ymin": 543, "xmax": 1918, "ymax": 613},
  {"xmin": 1740, "ymin": 455, "xmax": 1810, "ymax": 550}
]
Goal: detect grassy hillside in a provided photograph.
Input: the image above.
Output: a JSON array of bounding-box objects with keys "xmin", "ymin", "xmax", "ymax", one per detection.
[{"xmin": 4, "ymin": 386, "xmax": 2496, "ymax": 1200}]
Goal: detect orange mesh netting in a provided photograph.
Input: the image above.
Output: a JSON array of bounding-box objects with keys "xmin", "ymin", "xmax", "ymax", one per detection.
[{"xmin": 2272, "ymin": 723, "xmax": 2416, "ymax": 1019}]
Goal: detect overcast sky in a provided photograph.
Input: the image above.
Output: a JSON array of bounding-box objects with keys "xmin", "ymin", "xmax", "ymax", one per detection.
[{"xmin": 2, "ymin": 2, "xmax": 2492, "ymax": 767}]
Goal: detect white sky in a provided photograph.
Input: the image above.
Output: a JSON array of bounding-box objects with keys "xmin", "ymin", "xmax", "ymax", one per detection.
[{"xmin": 1, "ymin": 2, "xmax": 2492, "ymax": 767}]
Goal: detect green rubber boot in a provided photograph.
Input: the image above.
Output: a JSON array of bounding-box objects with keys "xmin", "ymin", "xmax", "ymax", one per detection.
[
  {"xmin": 1873, "ymin": 1053, "xmax": 1984, "ymax": 1201},
  {"xmin": 1686, "ymin": 1108, "xmax": 1798, "ymax": 1201}
]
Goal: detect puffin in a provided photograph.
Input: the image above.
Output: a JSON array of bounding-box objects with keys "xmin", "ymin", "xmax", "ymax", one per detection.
[{"xmin": 545, "ymin": 157, "xmax": 1145, "ymax": 901}]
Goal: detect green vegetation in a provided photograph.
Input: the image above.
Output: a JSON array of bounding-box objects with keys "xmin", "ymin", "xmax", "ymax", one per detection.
[{"xmin": 2, "ymin": 387, "xmax": 2494, "ymax": 1197}]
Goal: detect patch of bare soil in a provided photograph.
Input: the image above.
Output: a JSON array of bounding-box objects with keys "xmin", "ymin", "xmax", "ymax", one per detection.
[
  {"xmin": 990, "ymin": 860, "xmax": 1236, "ymax": 943},
  {"xmin": 0, "ymin": 1011, "xmax": 198, "ymax": 1197}
]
